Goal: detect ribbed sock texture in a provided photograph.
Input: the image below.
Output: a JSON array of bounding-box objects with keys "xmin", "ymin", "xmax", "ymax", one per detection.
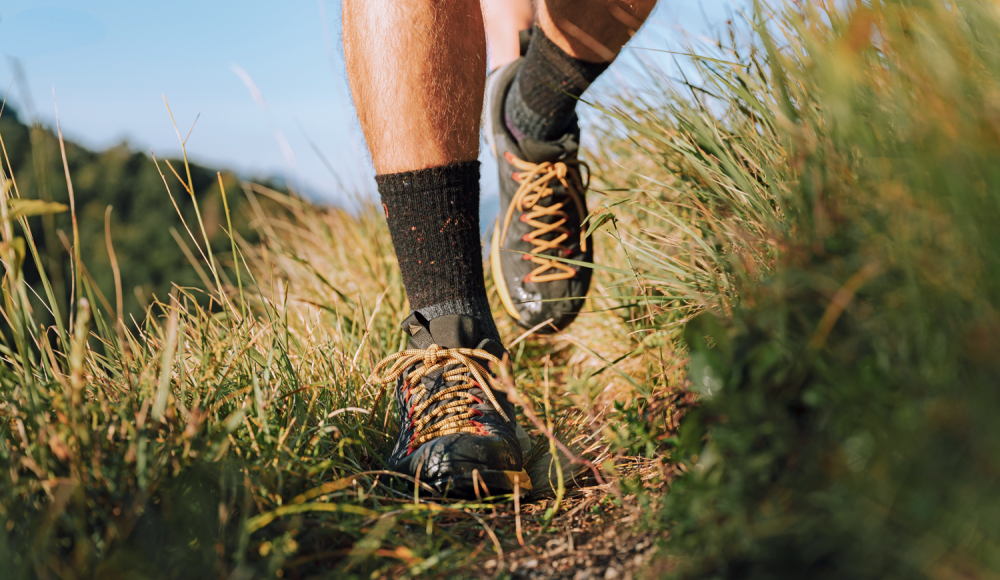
[
  {"xmin": 504, "ymin": 26, "xmax": 609, "ymax": 142},
  {"xmin": 376, "ymin": 161, "xmax": 501, "ymax": 344}
]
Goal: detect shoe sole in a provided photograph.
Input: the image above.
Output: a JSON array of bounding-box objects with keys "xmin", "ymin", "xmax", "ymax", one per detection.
[{"xmin": 428, "ymin": 468, "xmax": 532, "ymax": 500}]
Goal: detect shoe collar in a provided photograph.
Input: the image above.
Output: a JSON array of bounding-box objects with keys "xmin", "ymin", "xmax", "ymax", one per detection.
[
  {"xmin": 401, "ymin": 312, "xmax": 507, "ymax": 361},
  {"xmin": 516, "ymin": 128, "xmax": 582, "ymax": 164},
  {"xmin": 491, "ymin": 58, "xmax": 582, "ymax": 164}
]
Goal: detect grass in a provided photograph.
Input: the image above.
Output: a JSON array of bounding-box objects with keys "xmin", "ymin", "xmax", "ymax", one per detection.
[
  {"xmin": 0, "ymin": 103, "xmax": 666, "ymax": 578},
  {"xmin": 3, "ymin": 0, "xmax": 1000, "ymax": 577}
]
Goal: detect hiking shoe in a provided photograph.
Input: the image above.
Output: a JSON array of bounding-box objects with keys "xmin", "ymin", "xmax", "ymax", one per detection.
[
  {"xmin": 484, "ymin": 58, "xmax": 594, "ymax": 333},
  {"xmin": 368, "ymin": 312, "xmax": 532, "ymax": 498}
]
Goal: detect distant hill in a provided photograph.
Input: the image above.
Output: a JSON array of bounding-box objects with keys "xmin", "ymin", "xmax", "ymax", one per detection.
[{"xmin": 0, "ymin": 105, "xmax": 276, "ymax": 327}]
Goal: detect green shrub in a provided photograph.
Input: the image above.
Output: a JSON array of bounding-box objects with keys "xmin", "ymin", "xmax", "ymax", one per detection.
[{"xmin": 603, "ymin": 1, "xmax": 1000, "ymax": 576}]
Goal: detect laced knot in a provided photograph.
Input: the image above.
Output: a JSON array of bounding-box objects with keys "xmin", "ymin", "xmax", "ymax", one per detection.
[
  {"xmin": 367, "ymin": 345, "xmax": 510, "ymax": 454},
  {"xmin": 501, "ymin": 152, "xmax": 590, "ymax": 283}
]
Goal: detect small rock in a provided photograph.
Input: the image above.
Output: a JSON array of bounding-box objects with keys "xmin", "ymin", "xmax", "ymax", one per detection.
[
  {"xmin": 605, "ymin": 568, "xmax": 620, "ymax": 579},
  {"xmin": 524, "ymin": 559, "xmax": 538, "ymax": 568}
]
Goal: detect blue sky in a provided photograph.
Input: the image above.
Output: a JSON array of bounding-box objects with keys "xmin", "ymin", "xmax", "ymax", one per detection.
[{"xmin": 0, "ymin": 0, "xmax": 740, "ymax": 207}]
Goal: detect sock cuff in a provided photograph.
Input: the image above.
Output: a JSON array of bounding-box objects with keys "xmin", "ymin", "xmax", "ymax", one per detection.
[
  {"xmin": 376, "ymin": 161, "xmax": 480, "ymax": 202},
  {"xmin": 417, "ymin": 295, "xmax": 500, "ymax": 344}
]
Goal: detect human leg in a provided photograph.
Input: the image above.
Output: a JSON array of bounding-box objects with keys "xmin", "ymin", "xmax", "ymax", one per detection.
[
  {"xmin": 343, "ymin": 0, "xmax": 485, "ymax": 174},
  {"xmin": 343, "ymin": 0, "xmax": 494, "ymax": 336},
  {"xmin": 342, "ymin": 0, "xmax": 530, "ymax": 497},
  {"xmin": 537, "ymin": 0, "xmax": 657, "ymax": 63},
  {"xmin": 482, "ymin": 0, "xmax": 534, "ymax": 70}
]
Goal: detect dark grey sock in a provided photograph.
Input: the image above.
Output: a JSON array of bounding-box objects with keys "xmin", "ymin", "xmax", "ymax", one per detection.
[
  {"xmin": 504, "ymin": 26, "xmax": 610, "ymax": 143},
  {"xmin": 375, "ymin": 162, "xmax": 501, "ymax": 344}
]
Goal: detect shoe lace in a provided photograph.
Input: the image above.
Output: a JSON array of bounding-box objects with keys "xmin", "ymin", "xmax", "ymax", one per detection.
[
  {"xmin": 500, "ymin": 152, "xmax": 590, "ymax": 284},
  {"xmin": 367, "ymin": 344, "xmax": 511, "ymax": 453}
]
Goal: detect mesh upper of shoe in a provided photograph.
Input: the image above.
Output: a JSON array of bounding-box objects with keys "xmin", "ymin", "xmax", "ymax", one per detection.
[{"xmin": 498, "ymin": 152, "xmax": 590, "ymax": 284}]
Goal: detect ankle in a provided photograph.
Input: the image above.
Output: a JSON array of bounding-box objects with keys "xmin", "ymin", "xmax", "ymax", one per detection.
[{"xmin": 504, "ymin": 25, "xmax": 609, "ymax": 143}]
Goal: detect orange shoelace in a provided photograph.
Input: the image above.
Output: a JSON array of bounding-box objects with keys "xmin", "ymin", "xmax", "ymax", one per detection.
[
  {"xmin": 500, "ymin": 152, "xmax": 590, "ymax": 283},
  {"xmin": 367, "ymin": 345, "xmax": 510, "ymax": 454}
]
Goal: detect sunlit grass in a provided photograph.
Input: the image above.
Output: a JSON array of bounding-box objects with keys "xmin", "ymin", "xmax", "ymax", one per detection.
[
  {"xmin": 5, "ymin": 0, "xmax": 1000, "ymax": 577},
  {"xmin": 0, "ymin": 90, "xmax": 672, "ymax": 577}
]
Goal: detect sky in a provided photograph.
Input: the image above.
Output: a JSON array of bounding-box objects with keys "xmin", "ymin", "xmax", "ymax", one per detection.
[{"xmin": 0, "ymin": 0, "xmax": 741, "ymax": 208}]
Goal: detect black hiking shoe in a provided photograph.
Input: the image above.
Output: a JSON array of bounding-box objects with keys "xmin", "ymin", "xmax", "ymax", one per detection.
[
  {"xmin": 484, "ymin": 58, "xmax": 593, "ymax": 333},
  {"xmin": 368, "ymin": 312, "xmax": 532, "ymax": 498}
]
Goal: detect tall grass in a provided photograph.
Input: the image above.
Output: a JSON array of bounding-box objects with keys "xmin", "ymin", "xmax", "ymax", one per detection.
[{"xmin": 0, "ymin": 97, "xmax": 657, "ymax": 576}]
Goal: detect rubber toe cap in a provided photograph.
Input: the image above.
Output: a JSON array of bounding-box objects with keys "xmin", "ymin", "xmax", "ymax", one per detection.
[{"xmin": 389, "ymin": 433, "xmax": 522, "ymax": 482}]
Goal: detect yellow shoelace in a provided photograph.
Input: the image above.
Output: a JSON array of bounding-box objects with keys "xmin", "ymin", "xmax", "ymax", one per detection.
[
  {"xmin": 367, "ymin": 345, "xmax": 510, "ymax": 453},
  {"xmin": 500, "ymin": 152, "xmax": 590, "ymax": 283}
]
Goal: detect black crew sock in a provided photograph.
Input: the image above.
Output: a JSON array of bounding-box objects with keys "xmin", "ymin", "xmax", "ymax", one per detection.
[
  {"xmin": 504, "ymin": 26, "xmax": 610, "ymax": 143},
  {"xmin": 376, "ymin": 161, "xmax": 501, "ymax": 344}
]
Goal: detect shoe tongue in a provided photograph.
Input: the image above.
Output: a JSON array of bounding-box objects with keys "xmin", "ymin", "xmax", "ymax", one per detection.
[
  {"xmin": 401, "ymin": 313, "xmax": 480, "ymax": 350},
  {"xmin": 518, "ymin": 128, "xmax": 580, "ymax": 164},
  {"xmin": 428, "ymin": 314, "xmax": 480, "ymax": 349}
]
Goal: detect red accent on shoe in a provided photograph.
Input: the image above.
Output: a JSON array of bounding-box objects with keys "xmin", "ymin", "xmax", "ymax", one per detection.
[
  {"xmin": 521, "ymin": 234, "xmax": 531, "ymax": 242},
  {"xmin": 471, "ymin": 395, "xmax": 483, "ymax": 404},
  {"xmin": 522, "ymin": 254, "xmax": 532, "ymax": 260},
  {"xmin": 520, "ymin": 214, "xmax": 529, "ymax": 222},
  {"xmin": 473, "ymin": 409, "xmax": 484, "ymax": 417},
  {"xmin": 469, "ymin": 420, "xmax": 489, "ymax": 436},
  {"xmin": 504, "ymin": 151, "xmax": 516, "ymax": 163},
  {"xmin": 524, "ymin": 274, "xmax": 533, "ymax": 283}
]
